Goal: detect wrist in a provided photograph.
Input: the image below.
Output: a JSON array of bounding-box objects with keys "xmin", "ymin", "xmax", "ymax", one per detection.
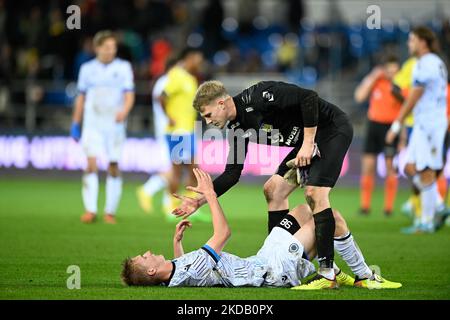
[
  {"xmin": 390, "ymin": 120, "xmax": 402, "ymax": 135},
  {"xmin": 204, "ymin": 192, "xmax": 217, "ymax": 201}
]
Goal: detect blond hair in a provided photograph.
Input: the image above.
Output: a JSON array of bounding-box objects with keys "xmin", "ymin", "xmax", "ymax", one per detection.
[
  {"xmin": 121, "ymin": 258, "xmax": 161, "ymax": 286},
  {"xmin": 93, "ymin": 30, "xmax": 117, "ymax": 47},
  {"xmin": 193, "ymin": 80, "xmax": 229, "ymax": 112}
]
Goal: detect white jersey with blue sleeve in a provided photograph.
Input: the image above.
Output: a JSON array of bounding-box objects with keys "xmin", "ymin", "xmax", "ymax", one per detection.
[
  {"xmin": 167, "ymin": 245, "xmax": 268, "ymax": 288},
  {"xmin": 167, "ymin": 246, "xmax": 222, "ymax": 287},
  {"xmin": 167, "ymin": 235, "xmax": 315, "ymax": 288},
  {"xmin": 77, "ymin": 58, "xmax": 134, "ymax": 130},
  {"xmin": 411, "ymin": 53, "xmax": 448, "ymax": 127},
  {"xmin": 152, "ymin": 75, "xmax": 169, "ymax": 140}
]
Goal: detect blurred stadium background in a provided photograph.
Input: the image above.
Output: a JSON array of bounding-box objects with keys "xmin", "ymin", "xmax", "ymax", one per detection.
[
  {"xmin": 1, "ymin": 0, "xmax": 450, "ymax": 299},
  {"xmin": 1, "ymin": 0, "xmax": 450, "ymax": 179}
]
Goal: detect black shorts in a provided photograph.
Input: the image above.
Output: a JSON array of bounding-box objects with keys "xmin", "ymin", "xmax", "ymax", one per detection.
[
  {"xmin": 363, "ymin": 120, "xmax": 399, "ymax": 158},
  {"xmin": 276, "ymin": 115, "xmax": 353, "ymax": 188}
]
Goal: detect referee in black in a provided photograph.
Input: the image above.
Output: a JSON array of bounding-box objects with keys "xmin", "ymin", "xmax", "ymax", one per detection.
[{"xmin": 173, "ymin": 80, "xmax": 353, "ymax": 289}]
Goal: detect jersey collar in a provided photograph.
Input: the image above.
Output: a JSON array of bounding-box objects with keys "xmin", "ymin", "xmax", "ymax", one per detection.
[
  {"xmin": 162, "ymin": 261, "xmax": 176, "ymax": 287},
  {"xmin": 227, "ymin": 95, "xmax": 246, "ymax": 129}
]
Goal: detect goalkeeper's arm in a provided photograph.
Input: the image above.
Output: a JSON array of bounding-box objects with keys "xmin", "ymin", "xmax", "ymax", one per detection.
[{"xmin": 196, "ymin": 134, "xmax": 249, "ymax": 207}]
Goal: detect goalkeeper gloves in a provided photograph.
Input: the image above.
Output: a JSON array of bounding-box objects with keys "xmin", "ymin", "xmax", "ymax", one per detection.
[
  {"xmin": 283, "ymin": 143, "xmax": 321, "ymax": 187},
  {"xmin": 71, "ymin": 122, "xmax": 81, "ymax": 141}
]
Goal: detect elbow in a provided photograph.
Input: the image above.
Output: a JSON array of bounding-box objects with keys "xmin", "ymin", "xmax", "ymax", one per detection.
[
  {"xmin": 217, "ymin": 228, "xmax": 232, "ymax": 243},
  {"xmin": 354, "ymin": 91, "xmax": 363, "ymax": 104},
  {"xmin": 224, "ymin": 228, "xmax": 231, "ymax": 240}
]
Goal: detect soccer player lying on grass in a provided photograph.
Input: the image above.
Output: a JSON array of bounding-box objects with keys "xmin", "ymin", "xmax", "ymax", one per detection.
[{"xmin": 121, "ymin": 169, "xmax": 401, "ymax": 289}]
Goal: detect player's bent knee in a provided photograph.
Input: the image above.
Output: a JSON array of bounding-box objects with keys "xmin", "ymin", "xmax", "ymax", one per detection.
[
  {"xmin": 263, "ymin": 180, "xmax": 276, "ymax": 202},
  {"xmin": 332, "ymin": 209, "xmax": 344, "ymax": 224}
]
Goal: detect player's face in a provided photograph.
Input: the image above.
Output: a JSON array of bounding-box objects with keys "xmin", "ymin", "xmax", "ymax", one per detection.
[
  {"xmin": 408, "ymin": 33, "xmax": 420, "ymax": 57},
  {"xmin": 187, "ymin": 52, "xmax": 204, "ymax": 74},
  {"xmin": 95, "ymin": 38, "xmax": 117, "ymax": 64},
  {"xmin": 201, "ymin": 101, "xmax": 227, "ymax": 129},
  {"xmin": 384, "ymin": 62, "xmax": 399, "ymax": 80},
  {"xmin": 133, "ymin": 251, "xmax": 166, "ymax": 270}
]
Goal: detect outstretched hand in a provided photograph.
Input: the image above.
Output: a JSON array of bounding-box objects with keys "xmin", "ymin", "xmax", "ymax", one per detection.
[
  {"xmin": 172, "ymin": 193, "xmax": 200, "ymax": 219},
  {"xmin": 174, "ymin": 219, "xmax": 192, "ymax": 242},
  {"xmin": 185, "ymin": 168, "xmax": 216, "ymax": 197},
  {"xmin": 172, "ymin": 168, "xmax": 215, "ymax": 219}
]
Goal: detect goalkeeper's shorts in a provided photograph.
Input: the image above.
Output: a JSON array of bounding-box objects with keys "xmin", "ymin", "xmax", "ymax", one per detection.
[{"xmin": 276, "ymin": 115, "xmax": 353, "ymax": 188}]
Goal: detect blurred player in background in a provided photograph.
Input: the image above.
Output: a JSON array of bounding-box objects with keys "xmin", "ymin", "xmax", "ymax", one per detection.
[
  {"xmin": 158, "ymin": 47, "xmax": 209, "ymax": 221},
  {"xmin": 386, "ymin": 26, "xmax": 448, "ymax": 233},
  {"xmin": 394, "ymin": 57, "xmax": 450, "ymax": 229},
  {"xmin": 391, "ymin": 56, "xmax": 420, "ymax": 218},
  {"xmin": 136, "ymin": 57, "xmax": 177, "ymax": 215},
  {"xmin": 71, "ymin": 31, "xmax": 135, "ymax": 224},
  {"xmin": 354, "ymin": 55, "xmax": 401, "ymax": 216}
]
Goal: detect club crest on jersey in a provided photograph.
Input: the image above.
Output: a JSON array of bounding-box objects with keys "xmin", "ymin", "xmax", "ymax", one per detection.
[
  {"xmin": 289, "ymin": 243, "xmax": 299, "ymax": 253},
  {"xmin": 262, "ymin": 91, "xmax": 274, "ymax": 102}
]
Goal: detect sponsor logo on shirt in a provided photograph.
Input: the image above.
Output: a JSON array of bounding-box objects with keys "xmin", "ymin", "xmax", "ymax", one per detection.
[{"xmin": 286, "ymin": 126, "xmax": 300, "ymax": 146}]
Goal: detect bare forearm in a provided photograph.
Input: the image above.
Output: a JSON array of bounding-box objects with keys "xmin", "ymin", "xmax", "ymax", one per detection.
[
  {"xmin": 396, "ymin": 87, "xmax": 424, "ymax": 123},
  {"xmin": 303, "ymin": 126, "xmax": 317, "ymax": 144},
  {"xmin": 72, "ymin": 95, "xmax": 85, "ymax": 123},
  {"xmin": 354, "ymin": 74, "xmax": 377, "ymax": 103},
  {"xmin": 205, "ymin": 193, "xmax": 231, "ymax": 241},
  {"xmin": 173, "ymin": 240, "xmax": 184, "ymax": 258},
  {"xmin": 122, "ymin": 92, "xmax": 135, "ymax": 115},
  {"xmin": 159, "ymin": 94, "xmax": 169, "ymax": 116}
]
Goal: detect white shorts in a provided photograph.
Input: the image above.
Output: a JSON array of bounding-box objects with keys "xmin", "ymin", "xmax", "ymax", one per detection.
[
  {"xmin": 405, "ymin": 123, "xmax": 447, "ymax": 171},
  {"xmin": 257, "ymin": 227, "xmax": 316, "ymax": 287},
  {"xmin": 81, "ymin": 124, "xmax": 126, "ymax": 162}
]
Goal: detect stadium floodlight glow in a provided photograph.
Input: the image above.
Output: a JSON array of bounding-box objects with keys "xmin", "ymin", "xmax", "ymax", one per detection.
[
  {"xmin": 187, "ymin": 33, "xmax": 204, "ymax": 48},
  {"xmin": 253, "ymin": 16, "xmax": 269, "ymax": 30},
  {"xmin": 222, "ymin": 17, "xmax": 238, "ymax": 33}
]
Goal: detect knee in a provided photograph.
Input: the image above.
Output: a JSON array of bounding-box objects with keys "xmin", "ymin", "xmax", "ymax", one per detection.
[
  {"xmin": 263, "ymin": 180, "xmax": 277, "ymax": 203},
  {"xmin": 108, "ymin": 163, "xmax": 120, "ymax": 177},
  {"xmin": 304, "ymin": 187, "xmax": 316, "ymax": 210},
  {"xmin": 404, "ymin": 164, "xmax": 416, "ymax": 177},
  {"xmin": 332, "ymin": 209, "xmax": 344, "ymax": 225},
  {"xmin": 86, "ymin": 162, "xmax": 98, "ymax": 174}
]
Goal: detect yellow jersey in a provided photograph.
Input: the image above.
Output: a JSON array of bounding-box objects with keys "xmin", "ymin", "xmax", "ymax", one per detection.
[
  {"xmin": 163, "ymin": 66, "xmax": 198, "ymax": 134},
  {"xmin": 393, "ymin": 57, "xmax": 417, "ymax": 127}
]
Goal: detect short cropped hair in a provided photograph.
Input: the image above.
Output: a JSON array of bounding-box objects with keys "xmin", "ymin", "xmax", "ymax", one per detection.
[
  {"xmin": 382, "ymin": 54, "xmax": 399, "ymax": 65},
  {"xmin": 121, "ymin": 258, "xmax": 160, "ymax": 286},
  {"xmin": 93, "ymin": 30, "xmax": 117, "ymax": 47},
  {"xmin": 412, "ymin": 26, "xmax": 439, "ymax": 53},
  {"xmin": 193, "ymin": 80, "xmax": 229, "ymax": 112},
  {"xmin": 178, "ymin": 47, "xmax": 203, "ymax": 61}
]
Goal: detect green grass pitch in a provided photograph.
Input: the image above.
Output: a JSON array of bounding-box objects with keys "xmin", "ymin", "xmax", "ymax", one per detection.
[{"xmin": 1, "ymin": 177, "xmax": 449, "ymax": 300}]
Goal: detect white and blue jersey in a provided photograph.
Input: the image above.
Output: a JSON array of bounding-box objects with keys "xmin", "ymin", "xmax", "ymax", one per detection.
[
  {"xmin": 166, "ymin": 228, "xmax": 316, "ymax": 288},
  {"xmin": 405, "ymin": 53, "xmax": 448, "ymax": 171},
  {"xmin": 152, "ymin": 75, "xmax": 169, "ymax": 140},
  {"xmin": 77, "ymin": 58, "xmax": 134, "ymax": 130},
  {"xmin": 77, "ymin": 58, "xmax": 134, "ymax": 160},
  {"xmin": 411, "ymin": 53, "xmax": 448, "ymax": 128}
]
